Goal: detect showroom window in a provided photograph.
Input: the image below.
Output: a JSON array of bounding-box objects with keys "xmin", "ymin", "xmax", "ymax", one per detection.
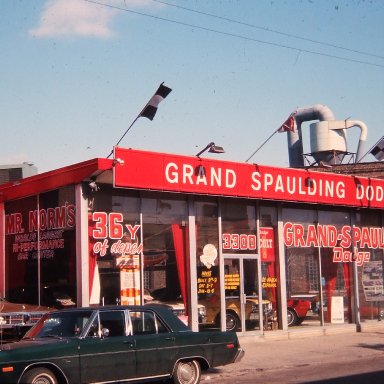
[
  {"xmin": 318, "ymin": 210, "xmax": 352, "ymax": 324},
  {"xmin": 141, "ymin": 193, "xmax": 189, "ymax": 311},
  {"xmin": 355, "ymin": 210, "xmax": 384, "ymax": 321},
  {"xmin": 5, "ymin": 186, "xmax": 76, "ymax": 308},
  {"xmin": 282, "ymin": 207, "xmax": 321, "ymax": 326},
  {"xmin": 195, "ymin": 198, "xmax": 220, "ymax": 330},
  {"xmin": 88, "ymin": 186, "xmax": 140, "ymax": 305},
  {"xmin": 260, "ymin": 205, "xmax": 279, "ymax": 327}
]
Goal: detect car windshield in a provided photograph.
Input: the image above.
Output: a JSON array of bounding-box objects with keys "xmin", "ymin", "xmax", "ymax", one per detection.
[{"xmin": 24, "ymin": 310, "xmax": 94, "ymax": 339}]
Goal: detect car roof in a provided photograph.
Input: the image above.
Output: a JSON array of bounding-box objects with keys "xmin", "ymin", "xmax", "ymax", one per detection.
[{"xmin": 47, "ymin": 305, "xmax": 190, "ymax": 332}]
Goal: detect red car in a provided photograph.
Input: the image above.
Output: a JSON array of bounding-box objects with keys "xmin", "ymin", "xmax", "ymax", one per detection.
[{"xmin": 287, "ymin": 298, "xmax": 311, "ymax": 326}]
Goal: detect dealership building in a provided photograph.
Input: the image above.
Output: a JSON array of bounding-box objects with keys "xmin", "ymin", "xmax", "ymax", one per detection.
[{"xmin": 0, "ymin": 146, "xmax": 384, "ymax": 335}]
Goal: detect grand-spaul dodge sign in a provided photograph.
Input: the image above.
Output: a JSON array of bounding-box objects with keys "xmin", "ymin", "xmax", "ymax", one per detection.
[{"xmin": 113, "ymin": 147, "xmax": 384, "ymax": 209}]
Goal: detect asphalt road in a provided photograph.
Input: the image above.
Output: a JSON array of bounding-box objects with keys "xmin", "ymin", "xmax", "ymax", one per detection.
[{"xmin": 201, "ymin": 329, "xmax": 384, "ymax": 383}]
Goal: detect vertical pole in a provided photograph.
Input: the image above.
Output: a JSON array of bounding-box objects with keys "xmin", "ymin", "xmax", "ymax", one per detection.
[
  {"xmin": 0, "ymin": 202, "xmax": 4, "ymax": 296},
  {"xmin": 37, "ymin": 195, "xmax": 41, "ymax": 306},
  {"xmin": 218, "ymin": 201, "xmax": 227, "ymax": 332},
  {"xmin": 139, "ymin": 205, "xmax": 144, "ymax": 306},
  {"xmin": 256, "ymin": 202, "xmax": 264, "ymax": 335},
  {"xmin": 76, "ymin": 184, "xmax": 90, "ymax": 307},
  {"xmin": 316, "ymin": 212, "xmax": 325, "ymax": 326},
  {"xmin": 277, "ymin": 205, "xmax": 288, "ymax": 330},
  {"xmin": 351, "ymin": 212, "xmax": 361, "ymax": 332},
  {"xmin": 188, "ymin": 197, "xmax": 199, "ymax": 332}
]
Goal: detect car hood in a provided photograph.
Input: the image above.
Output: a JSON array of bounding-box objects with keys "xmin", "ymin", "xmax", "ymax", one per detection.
[
  {"xmin": 201, "ymin": 297, "xmax": 270, "ymax": 305},
  {"xmin": 147, "ymin": 300, "xmax": 205, "ymax": 310},
  {"xmin": 0, "ymin": 300, "xmax": 51, "ymax": 313},
  {"xmin": 243, "ymin": 297, "xmax": 271, "ymax": 305}
]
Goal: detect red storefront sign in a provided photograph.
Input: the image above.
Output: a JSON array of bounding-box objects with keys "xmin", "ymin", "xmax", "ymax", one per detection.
[
  {"xmin": 113, "ymin": 147, "xmax": 384, "ymax": 209},
  {"xmin": 259, "ymin": 227, "xmax": 275, "ymax": 262}
]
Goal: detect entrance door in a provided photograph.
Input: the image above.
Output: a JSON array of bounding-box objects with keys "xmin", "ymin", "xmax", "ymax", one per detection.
[{"xmin": 223, "ymin": 256, "xmax": 264, "ymax": 333}]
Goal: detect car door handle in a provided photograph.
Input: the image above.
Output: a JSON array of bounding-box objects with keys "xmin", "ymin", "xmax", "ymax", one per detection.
[
  {"xmin": 165, "ymin": 337, "xmax": 175, "ymax": 341},
  {"xmin": 124, "ymin": 341, "xmax": 135, "ymax": 347}
]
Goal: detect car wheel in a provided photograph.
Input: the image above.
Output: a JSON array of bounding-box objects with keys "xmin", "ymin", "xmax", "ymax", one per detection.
[
  {"xmin": 20, "ymin": 368, "xmax": 58, "ymax": 384},
  {"xmin": 226, "ymin": 311, "xmax": 240, "ymax": 332},
  {"xmin": 173, "ymin": 359, "xmax": 201, "ymax": 384},
  {"xmin": 296, "ymin": 317, "xmax": 305, "ymax": 325},
  {"xmin": 287, "ymin": 308, "xmax": 298, "ymax": 326}
]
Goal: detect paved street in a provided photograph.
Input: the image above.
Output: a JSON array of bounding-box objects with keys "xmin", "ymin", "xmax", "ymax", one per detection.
[{"xmin": 201, "ymin": 322, "xmax": 384, "ymax": 383}]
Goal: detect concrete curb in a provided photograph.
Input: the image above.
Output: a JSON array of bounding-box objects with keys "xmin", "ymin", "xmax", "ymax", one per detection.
[{"xmin": 239, "ymin": 321, "xmax": 384, "ymax": 344}]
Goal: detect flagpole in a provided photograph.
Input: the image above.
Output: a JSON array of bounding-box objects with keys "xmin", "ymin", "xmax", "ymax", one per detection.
[
  {"xmin": 356, "ymin": 135, "xmax": 384, "ymax": 163},
  {"xmin": 107, "ymin": 115, "xmax": 140, "ymax": 159},
  {"xmin": 245, "ymin": 130, "xmax": 278, "ymax": 163},
  {"xmin": 107, "ymin": 82, "xmax": 172, "ymax": 159}
]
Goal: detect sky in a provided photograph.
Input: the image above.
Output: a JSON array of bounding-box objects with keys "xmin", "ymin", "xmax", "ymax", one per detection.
[{"xmin": 1, "ymin": 0, "xmax": 383, "ymax": 173}]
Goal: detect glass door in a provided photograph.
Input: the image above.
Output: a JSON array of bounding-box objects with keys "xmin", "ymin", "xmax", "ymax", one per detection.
[{"xmin": 224, "ymin": 256, "xmax": 264, "ymax": 332}]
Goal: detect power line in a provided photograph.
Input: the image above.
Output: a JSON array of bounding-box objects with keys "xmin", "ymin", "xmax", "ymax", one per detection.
[
  {"xmin": 151, "ymin": 0, "xmax": 384, "ymax": 60},
  {"xmin": 83, "ymin": 0, "xmax": 384, "ymax": 68}
]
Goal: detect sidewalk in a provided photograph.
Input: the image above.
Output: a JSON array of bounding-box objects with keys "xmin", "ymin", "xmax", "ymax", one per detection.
[{"xmin": 214, "ymin": 321, "xmax": 384, "ymax": 380}]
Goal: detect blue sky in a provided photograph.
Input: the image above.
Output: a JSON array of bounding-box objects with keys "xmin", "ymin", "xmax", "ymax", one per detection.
[{"xmin": 1, "ymin": 0, "xmax": 383, "ymax": 173}]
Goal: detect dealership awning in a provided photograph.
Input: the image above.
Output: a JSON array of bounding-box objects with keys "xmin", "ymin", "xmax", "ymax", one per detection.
[{"xmin": 0, "ymin": 158, "xmax": 113, "ymax": 202}]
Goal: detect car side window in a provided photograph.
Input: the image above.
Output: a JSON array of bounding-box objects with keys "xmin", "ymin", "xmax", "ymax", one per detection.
[
  {"xmin": 87, "ymin": 310, "xmax": 126, "ymax": 337},
  {"xmin": 99, "ymin": 311, "xmax": 126, "ymax": 337},
  {"xmin": 130, "ymin": 311, "xmax": 168, "ymax": 335},
  {"xmin": 38, "ymin": 313, "xmax": 92, "ymax": 338}
]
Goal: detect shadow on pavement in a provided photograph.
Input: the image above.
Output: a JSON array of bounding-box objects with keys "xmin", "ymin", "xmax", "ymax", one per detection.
[
  {"xmin": 306, "ymin": 370, "xmax": 384, "ymax": 384},
  {"xmin": 356, "ymin": 342, "xmax": 384, "ymax": 352}
]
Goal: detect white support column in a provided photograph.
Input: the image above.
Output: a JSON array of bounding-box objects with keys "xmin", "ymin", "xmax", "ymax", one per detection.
[
  {"xmin": 0, "ymin": 202, "xmax": 5, "ymax": 296},
  {"xmin": 188, "ymin": 197, "xmax": 199, "ymax": 331},
  {"xmin": 351, "ymin": 212, "xmax": 362, "ymax": 332},
  {"xmin": 277, "ymin": 205, "xmax": 288, "ymax": 330},
  {"xmin": 75, "ymin": 184, "xmax": 90, "ymax": 307},
  {"xmin": 218, "ymin": 203, "xmax": 226, "ymax": 332}
]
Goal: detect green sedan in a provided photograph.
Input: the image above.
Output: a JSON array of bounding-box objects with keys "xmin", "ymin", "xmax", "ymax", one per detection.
[{"xmin": 0, "ymin": 305, "xmax": 244, "ymax": 384}]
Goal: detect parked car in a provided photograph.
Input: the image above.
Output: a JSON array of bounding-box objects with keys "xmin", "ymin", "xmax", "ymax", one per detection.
[
  {"xmin": 0, "ymin": 305, "xmax": 244, "ymax": 384},
  {"xmin": 148, "ymin": 288, "xmax": 208, "ymax": 324},
  {"xmin": 0, "ymin": 297, "xmax": 51, "ymax": 340},
  {"xmin": 200, "ymin": 295, "xmax": 274, "ymax": 331},
  {"xmin": 6, "ymin": 285, "xmax": 76, "ymax": 310},
  {"xmin": 150, "ymin": 289, "xmax": 310, "ymax": 331},
  {"xmin": 201, "ymin": 296, "xmax": 312, "ymax": 330},
  {"xmin": 287, "ymin": 298, "xmax": 311, "ymax": 326}
]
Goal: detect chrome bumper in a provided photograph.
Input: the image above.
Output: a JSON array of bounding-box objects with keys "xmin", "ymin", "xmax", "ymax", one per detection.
[{"xmin": 234, "ymin": 347, "xmax": 245, "ymax": 363}]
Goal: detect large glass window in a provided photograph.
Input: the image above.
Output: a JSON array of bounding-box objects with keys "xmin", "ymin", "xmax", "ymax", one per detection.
[
  {"xmin": 141, "ymin": 193, "xmax": 189, "ymax": 318},
  {"xmin": 260, "ymin": 205, "xmax": 279, "ymax": 328},
  {"xmin": 282, "ymin": 207, "xmax": 320, "ymax": 326},
  {"xmin": 5, "ymin": 187, "xmax": 76, "ymax": 308},
  {"xmin": 88, "ymin": 186, "xmax": 140, "ymax": 305},
  {"xmin": 221, "ymin": 199, "xmax": 257, "ymax": 255},
  {"xmin": 5, "ymin": 196, "xmax": 38, "ymax": 303},
  {"xmin": 195, "ymin": 198, "xmax": 220, "ymax": 330},
  {"xmin": 318, "ymin": 210, "xmax": 352, "ymax": 324},
  {"xmin": 355, "ymin": 210, "xmax": 384, "ymax": 322}
]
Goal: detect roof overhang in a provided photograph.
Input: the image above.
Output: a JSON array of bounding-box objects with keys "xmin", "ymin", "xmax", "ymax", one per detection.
[{"xmin": 0, "ymin": 158, "xmax": 113, "ymax": 203}]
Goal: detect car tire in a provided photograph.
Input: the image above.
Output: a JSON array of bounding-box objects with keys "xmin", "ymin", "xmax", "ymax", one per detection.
[
  {"xmin": 226, "ymin": 311, "xmax": 240, "ymax": 332},
  {"xmin": 287, "ymin": 308, "xmax": 298, "ymax": 326},
  {"xmin": 20, "ymin": 367, "xmax": 58, "ymax": 384},
  {"xmin": 296, "ymin": 317, "xmax": 305, "ymax": 325},
  {"xmin": 172, "ymin": 359, "xmax": 201, "ymax": 384}
]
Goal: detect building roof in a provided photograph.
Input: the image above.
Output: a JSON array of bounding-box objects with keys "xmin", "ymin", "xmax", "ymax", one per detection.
[
  {"xmin": 306, "ymin": 161, "xmax": 384, "ymax": 180},
  {"xmin": 1, "ymin": 149, "xmax": 383, "ymax": 210},
  {"xmin": 0, "ymin": 158, "xmax": 113, "ymax": 203}
]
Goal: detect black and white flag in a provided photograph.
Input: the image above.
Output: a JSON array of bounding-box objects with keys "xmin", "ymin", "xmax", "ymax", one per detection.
[
  {"xmin": 370, "ymin": 136, "xmax": 384, "ymax": 161},
  {"xmin": 140, "ymin": 82, "xmax": 172, "ymax": 121}
]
